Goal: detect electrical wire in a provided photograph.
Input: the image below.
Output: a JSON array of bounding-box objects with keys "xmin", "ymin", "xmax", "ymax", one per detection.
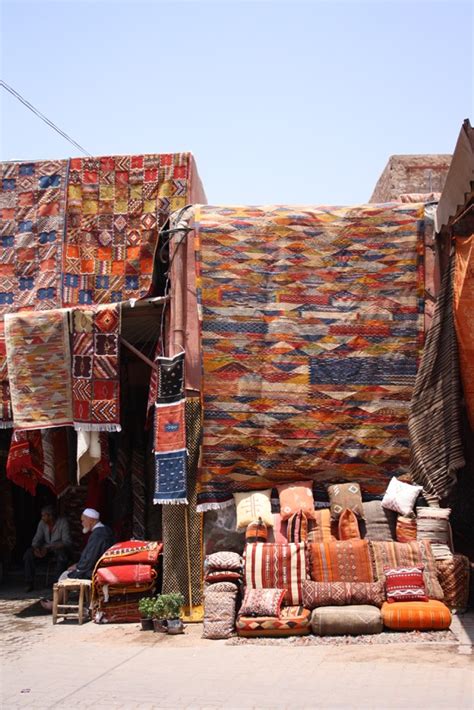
[{"xmin": 1, "ymin": 79, "xmax": 92, "ymax": 157}]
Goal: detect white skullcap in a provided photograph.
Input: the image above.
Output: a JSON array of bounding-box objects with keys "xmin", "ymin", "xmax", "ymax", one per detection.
[{"xmin": 82, "ymin": 508, "xmax": 100, "ymax": 520}]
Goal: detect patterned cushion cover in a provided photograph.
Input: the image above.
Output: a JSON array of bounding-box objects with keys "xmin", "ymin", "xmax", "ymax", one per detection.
[
  {"xmin": 381, "ymin": 477, "xmax": 422, "ymax": 517},
  {"xmin": 204, "ymin": 581, "xmax": 239, "ymax": 593},
  {"xmin": 302, "ymin": 580, "xmax": 385, "ymax": 609},
  {"xmin": 384, "ymin": 566, "xmax": 428, "ymax": 603},
  {"xmin": 239, "ymin": 588, "xmax": 286, "ymax": 617},
  {"xmin": 381, "ymin": 600, "xmax": 452, "ymax": 630},
  {"xmin": 436, "ymin": 555, "xmax": 470, "ymax": 612},
  {"xmin": 202, "ymin": 586, "xmax": 238, "ymax": 639},
  {"xmin": 308, "ymin": 540, "xmax": 374, "ymax": 583},
  {"xmin": 361, "ymin": 501, "xmax": 396, "ymax": 541},
  {"xmin": 204, "ymin": 551, "xmax": 243, "ymax": 572},
  {"xmin": 204, "ymin": 571, "xmax": 242, "ymax": 584},
  {"xmin": 369, "ymin": 540, "xmax": 444, "ymax": 601},
  {"xmin": 270, "ymin": 514, "xmax": 288, "ymax": 544},
  {"xmin": 244, "ymin": 543, "xmax": 308, "ymax": 605},
  {"xmin": 245, "ymin": 520, "xmax": 268, "ymax": 544},
  {"xmin": 277, "ymin": 481, "xmax": 315, "ymax": 520},
  {"xmin": 237, "ymin": 605, "xmax": 311, "ymax": 637},
  {"xmin": 311, "ymin": 605, "xmax": 383, "ymax": 636},
  {"xmin": 416, "ymin": 507, "xmax": 453, "ymax": 560},
  {"xmin": 396, "ymin": 516, "xmax": 417, "ymax": 543},
  {"xmin": 234, "ymin": 490, "xmax": 273, "ymax": 530},
  {"xmin": 307, "ymin": 509, "xmax": 334, "ymax": 543},
  {"xmin": 286, "ymin": 510, "xmax": 309, "ymax": 543},
  {"xmin": 328, "ymin": 483, "xmax": 364, "ymax": 520},
  {"xmin": 338, "ymin": 508, "xmax": 361, "ymax": 540}
]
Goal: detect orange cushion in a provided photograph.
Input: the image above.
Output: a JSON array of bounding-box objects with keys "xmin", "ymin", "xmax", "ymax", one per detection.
[
  {"xmin": 277, "ymin": 481, "xmax": 315, "ymax": 521},
  {"xmin": 381, "ymin": 600, "xmax": 451, "ymax": 630},
  {"xmin": 308, "ymin": 540, "xmax": 374, "ymax": 583},
  {"xmin": 338, "ymin": 509, "xmax": 361, "ymax": 540},
  {"xmin": 308, "ymin": 509, "xmax": 335, "ymax": 543}
]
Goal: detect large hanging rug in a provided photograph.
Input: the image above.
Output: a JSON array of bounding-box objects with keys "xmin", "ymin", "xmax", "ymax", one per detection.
[{"xmin": 194, "ymin": 204, "xmax": 425, "ymax": 509}]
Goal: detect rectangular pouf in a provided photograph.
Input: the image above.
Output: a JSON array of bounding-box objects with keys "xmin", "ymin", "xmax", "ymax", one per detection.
[
  {"xmin": 311, "ymin": 605, "xmax": 382, "ymax": 636},
  {"xmin": 237, "ymin": 605, "xmax": 311, "ymax": 637},
  {"xmin": 381, "ymin": 600, "xmax": 452, "ymax": 630}
]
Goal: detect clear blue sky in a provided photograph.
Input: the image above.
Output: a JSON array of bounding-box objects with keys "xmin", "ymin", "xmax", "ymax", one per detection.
[{"xmin": 1, "ymin": 1, "xmax": 472, "ymax": 204}]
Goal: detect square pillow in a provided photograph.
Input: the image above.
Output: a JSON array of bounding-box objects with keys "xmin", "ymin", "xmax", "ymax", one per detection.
[
  {"xmin": 308, "ymin": 540, "xmax": 374, "ymax": 583},
  {"xmin": 360, "ymin": 501, "xmax": 397, "ymax": 541},
  {"xmin": 416, "ymin": 507, "xmax": 453, "ymax": 560},
  {"xmin": 338, "ymin": 508, "xmax": 361, "ymax": 540},
  {"xmin": 384, "ymin": 566, "xmax": 428, "ymax": 603},
  {"xmin": 234, "ymin": 490, "xmax": 273, "ymax": 530},
  {"xmin": 244, "ymin": 542, "xmax": 308, "ymax": 605},
  {"xmin": 239, "ymin": 588, "xmax": 286, "ymax": 617},
  {"xmin": 205, "ymin": 551, "xmax": 243, "ymax": 572},
  {"xmin": 382, "ymin": 477, "xmax": 422, "ymax": 517},
  {"xmin": 328, "ymin": 483, "xmax": 364, "ymax": 520},
  {"xmin": 277, "ymin": 481, "xmax": 315, "ymax": 521},
  {"xmin": 369, "ymin": 540, "xmax": 444, "ymax": 601}
]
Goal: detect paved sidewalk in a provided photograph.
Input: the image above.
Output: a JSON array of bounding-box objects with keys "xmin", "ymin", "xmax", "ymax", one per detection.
[{"xmin": 1, "ymin": 595, "xmax": 473, "ymax": 709}]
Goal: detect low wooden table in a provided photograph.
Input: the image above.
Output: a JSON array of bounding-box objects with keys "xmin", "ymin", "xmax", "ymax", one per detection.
[{"xmin": 52, "ymin": 578, "xmax": 92, "ymax": 625}]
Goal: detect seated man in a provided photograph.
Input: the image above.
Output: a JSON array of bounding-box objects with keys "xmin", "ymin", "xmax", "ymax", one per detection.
[
  {"xmin": 41, "ymin": 508, "xmax": 113, "ymax": 610},
  {"xmin": 24, "ymin": 505, "xmax": 71, "ymax": 591}
]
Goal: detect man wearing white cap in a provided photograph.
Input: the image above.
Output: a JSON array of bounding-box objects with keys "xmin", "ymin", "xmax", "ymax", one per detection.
[{"xmin": 41, "ymin": 508, "xmax": 113, "ymax": 610}]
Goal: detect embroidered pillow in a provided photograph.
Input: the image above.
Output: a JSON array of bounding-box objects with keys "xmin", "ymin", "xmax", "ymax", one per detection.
[
  {"xmin": 384, "ymin": 566, "xmax": 428, "ymax": 603},
  {"xmin": 308, "ymin": 540, "xmax": 374, "ymax": 583},
  {"xmin": 204, "ymin": 571, "xmax": 243, "ymax": 584},
  {"xmin": 202, "ymin": 586, "xmax": 238, "ymax": 639},
  {"xmin": 382, "ymin": 477, "xmax": 422, "ymax": 517},
  {"xmin": 338, "ymin": 508, "xmax": 361, "ymax": 540},
  {"xmin": 244, "ymin": 542, "xmax": 308, "ymax": 605},
  {"xmin": 396, "ymin": 516, "xmax": 417, "ymax": 543},
  {"xmin": 369, "ymin": 540, "xmax": 444, "ymax": 601},
  {"xmin": 204, "ymin": 581, "xmax": 239, "ymax": 593},
  {"xmin": 361, "ymin": 501, "xmax": 397, "ymax": 541},
  {"xmin": 302, "ymin": 580, "xmax": 385, "ymax": 610},
  {"xmin": 286, "ymin": 510, "xmax": 309, "ymax": 543},
  {"xmin": 234, "ymin": 490, "xmax": 273, "ymax": 530},
  {"xmin": 205, "ymin": 551, "xmax": 243, "ymax": 572},
  {"xmin": 245, "ymin": 519, "xmax": 268, "ymax": 543},
  {"xmin": 277, "ymin": 481, "xmax": 315, "ymax": 521},
  {"xmin": 307, "ymin": 509, "xmax": 335, "ymax": 543},
  {"xmin": 239, "ymin": 588, "xmax": 286, "ymax": 617},
  {"xmin": 327, "ymin": 483, "xmax": 364, "ymax": 520}
]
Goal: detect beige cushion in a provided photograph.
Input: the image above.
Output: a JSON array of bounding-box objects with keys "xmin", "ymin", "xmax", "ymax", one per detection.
[
  {"xmin": 233, "ymin": 490, "xmax": 273, "ymax": 530},
  {"xmin": 311, "ymin": 605, "xmax": 383, "ymax": 636}
]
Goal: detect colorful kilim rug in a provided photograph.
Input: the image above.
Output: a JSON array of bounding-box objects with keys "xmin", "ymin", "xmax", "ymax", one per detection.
[
  {"xmin": 153, "ymin": 351, "xmax": 188, "ymax": 504},
  {"xmin": 0, "ymin": 321, "xmax": 11, "ymax": 427},
  {"xmin": 0, "ymin": 160, "xmax": 68, "ymax": 312},
  {"xmin": 6, "ymin": 430, "xmax": 43, "ymax": 496},
  {"xmin": 62, "ymin": 153, "xmax": 195, "ymax": 306},
  {"xmin": 162, "ymin": 398, "xmax": 204, "ymax": 611},
  {"xmin": 71, "ymin": 304, "xmax": 122, "ymax": 431},
  {"xmin": 5, "ymin": 310, "xmax": 73, "ymax": 430},
  {"xmin": 409, "ymin": 254, "xmax": 465, "ymax": 500},
  {"xmin": 454, "ymin": 235, "xmax": 474, "ymax": 431},
  {"xmin": 193, "ymin": 204, "xmax": 425, "ymax": 509}
]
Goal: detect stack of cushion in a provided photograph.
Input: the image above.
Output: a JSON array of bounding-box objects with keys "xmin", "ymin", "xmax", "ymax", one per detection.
[{"xmin": 202, "ymin": 552, "xmax": 243, "ymax": 639}]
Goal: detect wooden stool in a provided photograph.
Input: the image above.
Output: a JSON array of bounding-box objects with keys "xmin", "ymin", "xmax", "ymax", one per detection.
[{"xmin": 52, "ymin": 579, "xmax": 92, "ymax": 625}]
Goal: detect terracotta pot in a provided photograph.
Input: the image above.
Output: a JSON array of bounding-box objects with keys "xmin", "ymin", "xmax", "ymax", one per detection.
[
  {"xmin": 153, "ymin": 619, "xmax": 168, "ymax": 633},
  {"xmin": 140, "ymin": 618, "xmax": 154, "ymax": 631}
]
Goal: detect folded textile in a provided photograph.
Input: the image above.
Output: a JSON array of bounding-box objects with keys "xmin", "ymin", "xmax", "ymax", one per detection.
[
  {"xmin": 5, "ymin": 309, "xmax": 73, "ymax": 430},
  {"xmin": 409, "ymin": 254, "xmax": 465, "ymax": 499},
  {"xmin": 99, "ymin": 540, "xmax": 163, "ymax": 566},
  {"xmin": 95, "ymin": 564, "xmax": 155, "ymax": 587},
  {"xmin": 6, "ymin": 429, "xmax": 43, "ymax": 495},
  {"xmin": 93, "ymin": 592, "xmax": 151, "ymax": 623},
  {"xmin": 205, "ymin": 551, "xmax": 243, "ymax": 573}
]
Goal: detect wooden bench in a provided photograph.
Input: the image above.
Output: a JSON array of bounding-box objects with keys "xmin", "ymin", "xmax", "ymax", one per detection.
[{"xmin": 52, "ymin": 579, "xmax": 92, "ymax": 625}]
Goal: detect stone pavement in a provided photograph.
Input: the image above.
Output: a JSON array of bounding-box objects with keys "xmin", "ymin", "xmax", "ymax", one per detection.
[{"xmin": 1, "ymin": 594, "xmax": 473, "ymax": 709}]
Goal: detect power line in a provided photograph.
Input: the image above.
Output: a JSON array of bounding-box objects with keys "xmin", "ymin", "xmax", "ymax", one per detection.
[{"xmin": 1, "ymin": 79, "xmax": 92, "ymax": 157}]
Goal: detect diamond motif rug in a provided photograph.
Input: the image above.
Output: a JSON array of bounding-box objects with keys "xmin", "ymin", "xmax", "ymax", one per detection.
[
  {"xmin": 193, "ymin": 204, "xmax": 425, "ymax": 510},
  {"xmin": 71, "ymin": 304, "xmax": 122, "ymax": 431},
  {"xmin": 63, "ymin": 153, "xmax": 197, "ymax": 306},
  {"xmin": 5, "ymin": 310, "xmax": 73, "ymax": 430}
]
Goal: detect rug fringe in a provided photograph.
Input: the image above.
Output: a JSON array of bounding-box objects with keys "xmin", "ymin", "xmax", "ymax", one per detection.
[
  {"xmin": 196, "ymin": 499, "xmax": 234, "ymax": 513},
  {"xmin": 74, "ymin": 423, "xmax": 122, "ymax": 433},
  {"xmin": 0, "ymin": 421, "xmax": 13, "ymax": 429},
  {"xmin": 154, "ymin": 498, "xmax": 189, "ymax": 505}
]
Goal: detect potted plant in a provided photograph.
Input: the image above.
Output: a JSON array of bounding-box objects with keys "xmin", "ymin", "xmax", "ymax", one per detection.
[
  {"xmin": 138, "ymin": 597, "xmax": 155, "ymax": 631},
  {"xmin": 152, "ymin": 595, "xmax": 168, "ymax": 633},
  {"xmin": 162, "ymin": 592, "xmax": 185, "ymax": 635}
]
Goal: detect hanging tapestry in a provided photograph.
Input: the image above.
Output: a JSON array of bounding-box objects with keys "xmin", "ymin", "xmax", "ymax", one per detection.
[
  {"xmin": 454, "ymin": 235, "xmax": 474, "ymax": 430},
  {"xmin": 41, "ymin": 428, "xmax": 70, "ymax": 497},
  {"xmin": 0, "ymin": 321, "xmax": 11, "ymax": 427},
  {"xmin": 194, "ymin": 204, "xmax": 425, "ymax": 510},
  {"xmin": 62, "ymin": 153, "xmax": 203, "ymax": 306},
  {"xmin": 153, "ymin": 351, "xmax": 187, "ymax": 504},
  {"xmin": 6, "ymin": 429, "xmax": 43, "ymax": 495},
  {"xmin": 162, "ymin": 398, "xmax": 203, "ymax": 613},
  {"xmin": 409, "ymin": 254, "xmax": 465, "ymax": 500},
  {"xmin": 5, "ymin": 309, "xmax": 73, "ymax": 430},
  {"xmin": 71, "ymin": 304, "xmax": 121, "ymax": 431},
  {"xmin": 0, "ymin": 159, "xmax": 68, "ymax": 312}
]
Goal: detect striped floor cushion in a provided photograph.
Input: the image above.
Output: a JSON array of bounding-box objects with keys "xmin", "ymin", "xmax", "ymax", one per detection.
[
  {"xmin": 307, "ymin": 540, "xmax": 374, "ymax": 583},
  {"xmin": 237, "ymin": 606, "xmax": 311, "ymax": 637},
  {"xmin": 244, "ymin": 543, "xmax": 308, "ymax": 605},
  {"xmin": 311, "ymin": 605, "xmax": 383, "ymax": 636},
  {"xmin": 436, "ymin": 554, "xmax": 470, "ymax": 612},
  {"xmin": 381, "ymin": 600, "xmax": 452, "ymax": 630}
]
